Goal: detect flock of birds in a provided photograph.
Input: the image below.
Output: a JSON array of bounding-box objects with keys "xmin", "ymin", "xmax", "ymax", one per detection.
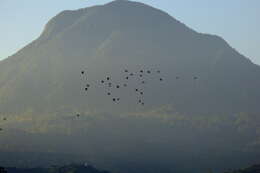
[
  {"xmin": 78, "ymin": 68, "xmax": 199, "ymax": 118},
  {"xmin": 81, "ymin": 68, "xmax": 165, "ymax": 108}
]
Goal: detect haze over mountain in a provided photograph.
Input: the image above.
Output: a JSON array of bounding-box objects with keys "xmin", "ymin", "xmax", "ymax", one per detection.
[{"xmin": 0, "ymin": 1, "xmax": 259, "ymax": 173}]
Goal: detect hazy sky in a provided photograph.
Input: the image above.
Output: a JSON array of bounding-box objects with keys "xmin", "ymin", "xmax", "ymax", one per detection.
[{"xmin": 0, "ymin": 0, "xmax": 259, "ymax": 64}]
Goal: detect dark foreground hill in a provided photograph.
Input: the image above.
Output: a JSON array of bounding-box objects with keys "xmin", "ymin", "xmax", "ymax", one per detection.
[
  {"xmin": 225, "ymin": 164, "xmax": 260, "ymax": 173},
  {"xmin": 1, "ymin": 164, "xmax": 109, "ymax": 173},
  {"xmin": 1, "ymin": 164, "xmax": 260, "ymax": 173}
]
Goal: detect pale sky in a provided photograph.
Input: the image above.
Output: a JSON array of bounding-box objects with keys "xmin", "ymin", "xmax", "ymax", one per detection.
[{"xmin": 0, "ymin": 0, "xmax": 259, "ymax": 64}]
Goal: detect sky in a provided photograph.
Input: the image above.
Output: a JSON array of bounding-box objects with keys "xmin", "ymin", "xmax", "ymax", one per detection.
[{"xmin": 0, "ymin": 0, "xmax": 259, "ymax": 64}]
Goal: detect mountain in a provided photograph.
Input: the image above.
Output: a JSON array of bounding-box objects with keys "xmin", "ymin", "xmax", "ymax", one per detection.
[
  {"xmin": 0, "ymin": 1, "xmax": 260, "ymax": 173},
  {"xmin": 1, "ymin": 0, "xmax": 260, "ymax": 115}
]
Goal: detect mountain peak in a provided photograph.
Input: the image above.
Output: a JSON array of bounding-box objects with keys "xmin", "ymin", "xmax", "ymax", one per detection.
[
  {"xmin": 39, "ymin": 0, "xmax": 184, "ymax": 44},
  {"xmin": 106, "ymin": 0, "xmax": 137, "ymax": 5},
  {"xmin": 108, "ymin": 0, "xmax": 129, "ymax": 3}
]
